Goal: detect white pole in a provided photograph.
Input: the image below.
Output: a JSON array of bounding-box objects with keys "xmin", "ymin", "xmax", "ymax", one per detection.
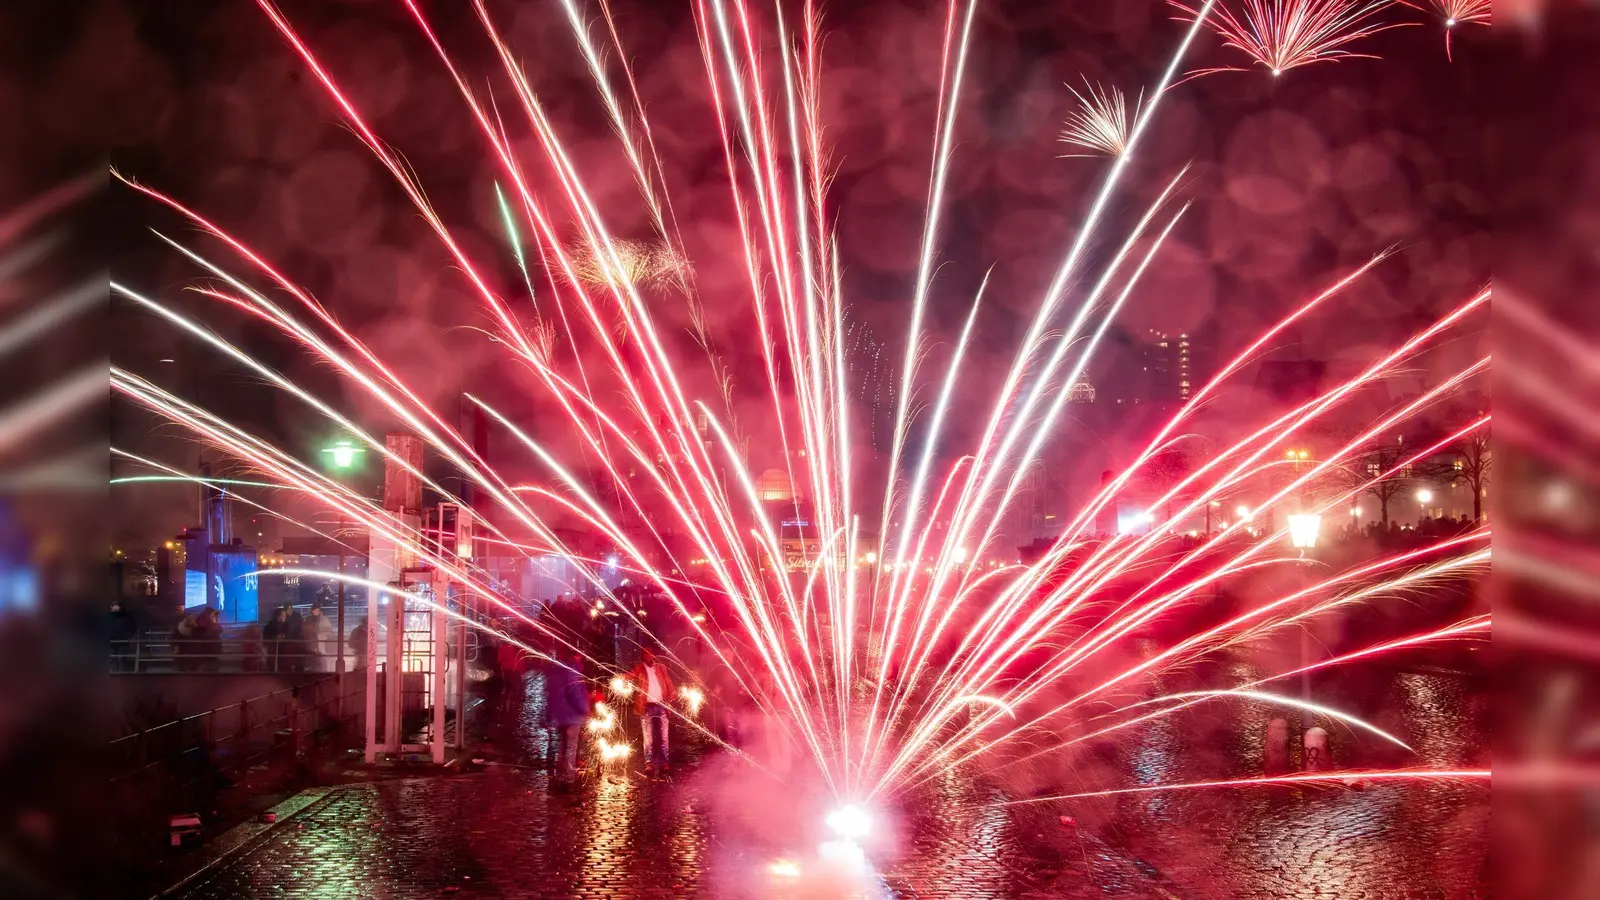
[
  {"xmin": 363, "ymin": 581, "xmax": 378, "ymax": 763},
  {"xmin": 385, "ymin": 586, "xmax": 403, "ymax": 751},
  {"xmin": 431, "ymin": 569, "xmax": 447, "ymax": 764}
]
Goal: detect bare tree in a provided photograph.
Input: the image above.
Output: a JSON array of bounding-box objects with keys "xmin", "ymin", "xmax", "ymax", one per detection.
[
  {"xmin": 1423, "ymin": 429, "xmax": 1491, "ymax": 521},
  {"xmin": 1335, "ymin": 438, "xmax": 1411, "ymax": 528},
  {"xmin": 1137, "ymin": 446, "xmax": 1192, "ymax": 521}
]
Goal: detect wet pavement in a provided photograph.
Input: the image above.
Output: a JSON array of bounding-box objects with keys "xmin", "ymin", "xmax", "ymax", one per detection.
[{"xmin": 164, "ymin": 662, "xmax": 1489, "ymax": 899}]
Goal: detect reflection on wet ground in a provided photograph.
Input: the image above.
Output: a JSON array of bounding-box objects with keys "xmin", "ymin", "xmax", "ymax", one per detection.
[{"xmin": 172, "ymin": 662, "xmax": 1487, "ymax": 899}]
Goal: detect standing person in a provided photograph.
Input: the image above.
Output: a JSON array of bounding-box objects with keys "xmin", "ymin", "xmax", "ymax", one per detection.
[
  {"xmin": 544, "ymin": 651, "xmax": 590, "ymax": 787},
  {"xmin": 195, "ymin": 607, "xmax": 223, "ymax": 671},
  {"xmin": 109, "ymin": 602, "xmax": 138, "ymax": 672},
  {"xmin": 629, "ymin": 647, "xmax": 675, "ymax": 776},
  {"xmin": 496, "ymin": 633, "xmax": 528, "ymax": 718},
  {"xmin": 172, "ymin": 613, "xmax": 198, "ymax": 672},
  {"xmin": 305, "ymin": 606, "xmax": 333, "ymax": 672},
  {"xmin": 263, "ymin": 607, "xmax": 291, "ymax": 672},
  {"xmin": 238, "ymin": 623, "xmax": 264, "ymax": 673},
  {"xmin": 284, "ymin": 606, "xmax": 307, "ymax": 672}
]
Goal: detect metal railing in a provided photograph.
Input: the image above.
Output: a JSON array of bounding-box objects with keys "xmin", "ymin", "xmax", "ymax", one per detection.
[
  {"xmin": 108, "ymin": 674, "xmax": 366, "ymax": 836},
  {"xmin": 110, "ymin": 630, "xmax": 356, "ymax": 674},
  {"xmin": 111, "ymin": 675, "xmax": 360, "ymax": 777}
]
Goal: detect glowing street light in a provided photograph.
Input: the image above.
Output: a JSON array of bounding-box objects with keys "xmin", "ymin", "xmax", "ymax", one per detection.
[
  {"xmin": 1286, "ymin": 512, "xmax": 1322, "ymax": 717},
  {"xmin": 1287, "ymin": 513, "xmax": 1322, "ymax": 550},
  {"xmin": 321, "ymin": 439, "xmax": 365, "ymax": 470},
  {"xmin": 1416, "ymin": 488, "xmax": 1433, "ymax": 504},
  {"xmin": 1235, "ymin": 504, "xmax": 1252, "ymax": 520}
]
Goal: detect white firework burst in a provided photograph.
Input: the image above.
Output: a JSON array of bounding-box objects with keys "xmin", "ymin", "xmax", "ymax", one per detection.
[{"xmin": 1058, "ymin": 80, "xmax": 1144, "ymax": 159}]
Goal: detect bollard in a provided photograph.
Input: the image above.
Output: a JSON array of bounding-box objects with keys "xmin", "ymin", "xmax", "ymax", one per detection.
[
  {"xmin": 170, "ymin": 813, "xmax": 202, "ymax": 848},
  {"xmin": 1264, "ymin": 718, "xmax": 1290, "ymax": 775},
  {"xmin": 1303, "ymin": 726, "xmax": 1329, "ymax": 772}
]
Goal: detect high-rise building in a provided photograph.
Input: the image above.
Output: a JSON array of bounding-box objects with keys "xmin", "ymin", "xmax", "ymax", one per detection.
[
  {"xmin": 1140, "ymin": 329, "xmax": 1194, "ymax": 401},
  {"xmin": 1098, "ymin": 326, "xmax": 1209, "ymax": 406}
]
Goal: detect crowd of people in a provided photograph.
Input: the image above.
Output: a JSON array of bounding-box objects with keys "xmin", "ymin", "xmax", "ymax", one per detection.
[
  {"xmin": 108, "ymin": 601, "xmax": 352, "ymax": 672},
  {"xmin": 481, "ymin": 623, "xmax": 761, "ymax": 787},
  {"xmin": 234, "ymin": 604, "xmax": 338, "ymax": 672}
]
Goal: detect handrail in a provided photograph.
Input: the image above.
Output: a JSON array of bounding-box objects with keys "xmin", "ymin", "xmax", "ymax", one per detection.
[
  {"xmin": 109, "ymin": 674, "xmax": 341, "ymax": 747},
  {"xmin": 109, "ymin": 673, "xmax": 366, "ymax": 786}
]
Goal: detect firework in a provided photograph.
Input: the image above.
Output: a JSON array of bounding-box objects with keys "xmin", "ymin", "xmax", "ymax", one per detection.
[
  {"xmin": 589, "ymin": 701, "xmax": 619, "ymax": 734},
  {"xmin": 111, "ymin": 0, "xmax": 1486, "ymax": 815},
  {"xmin": 1058, "ymin": 80, "xmax": 1143, "ymax": 158},
  {"xmin": 1171, "ymin": 0, "xmax": 1411, "ymax": 77},
  {"xmin": 1000, "ymin": 769, "xmax": 1491, "ymax": 804},
  {"xmin": 1400, "ymin": 0, "xmax": 1489, "ymax": 59},
  {"xmin": 597, "ymin": 737, "xmax": 634, "ymax": 763},
  {"xmin": 563, "ymin": 238, "xmax": 688, "ymax": 289},
  {"xmin": 680, "ymin": 686, "xmax": 706, "ymax": 716}
]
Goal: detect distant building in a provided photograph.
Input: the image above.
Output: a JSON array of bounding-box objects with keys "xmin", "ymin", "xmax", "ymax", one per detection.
[
  {"xmin": 1139, "ymin": 329, "xmax": 1196, "ymax": 401},
  {"xmin": 1096, "ymin": 326, "xmax": 1210, "ymax": 407}
]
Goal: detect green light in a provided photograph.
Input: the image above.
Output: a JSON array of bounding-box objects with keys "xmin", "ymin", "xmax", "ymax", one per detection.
[{"xmin": 322, "ymin": 440, "xmax": 365, "ymax": 469}]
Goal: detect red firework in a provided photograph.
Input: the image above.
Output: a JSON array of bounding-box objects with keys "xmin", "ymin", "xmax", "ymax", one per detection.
[{"xmin": 1171, "ymin": 0, "xmax": 1413, "ymax": 78}]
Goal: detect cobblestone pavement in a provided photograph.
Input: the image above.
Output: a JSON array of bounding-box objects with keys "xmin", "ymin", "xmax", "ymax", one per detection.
[{"xmin": 166, "ymin": 663, "xmax": 1489, "ymax": 900}]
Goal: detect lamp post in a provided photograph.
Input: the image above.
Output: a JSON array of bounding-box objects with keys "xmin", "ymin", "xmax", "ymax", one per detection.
[
  {"xmin": 1416, "ymin": 488, "xmax": 1433, "ymax": 524},
  {"xmin": 1287, "ymin": 512, "xmax": 1322, "ymax": 750},
  {"xmin": 322, "ymin": 439, "xmax": 365, "ymax": 719}
]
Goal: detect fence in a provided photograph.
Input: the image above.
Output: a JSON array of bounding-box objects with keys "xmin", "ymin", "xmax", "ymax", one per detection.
[
  {"xmin": 107, "ymin": 674, "xmax": 365, "ymax": 843},
  {"xmin": 111, "ymin": 628, "xmax": 356, "ymax": 674}
]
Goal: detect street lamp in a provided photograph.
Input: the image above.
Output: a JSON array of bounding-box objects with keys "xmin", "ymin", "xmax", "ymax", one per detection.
[
  {"xmin": 1286, "ymin": 513, "xmax": 1321, "ymax": 754},
  {"xmin": 322, "ymin": 439, "xmax": 365, "ymax": 470},
  {"xmin": 1416, "ymin": 487, "xmax": 1433, "ymax": 523},
  {"xmin": 320, "ymin": 438, "xmax": 366, "ymax": 716},
  {"xmin": 1287, "ymin": 513, "xmax": 1321, "ymax": 550}
]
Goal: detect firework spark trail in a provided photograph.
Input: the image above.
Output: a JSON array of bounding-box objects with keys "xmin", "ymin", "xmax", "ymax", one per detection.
[
  {"xmin": 116, "ymin": 0, "xmax": 1491, "ymax": 807},
  {"xmin": 1059, "ymin": 80, "xmax": 1144, "ymax": 158},
  {"xmin": 879, "ymin": 345, "xmax": 1490, "ymax": 793},
  {"xmin": 863, "ymin": 0, "xmax": 984, "ymax": 785},
  {"xmin": 989, "ymin": 615, "xmax": 1489, "ymax": 773},
  {"xmin": 469, "ymin": 390, "xmax": 829, "ymax": 748},
  {"xmin": 998, "ymin": 769, "xmax": 1491, "ymax": 805},
  {"xmin": 889, "ymin": 533, "xmax": 1490, "ymax": 796},
  {"xmin": 864, "ymin": 3, "xmax": 1222, "ymax": 777},
  {"xmin": 983, "ymin": 290, "xmax": 1488, "ymax": 659},
  {"xmin": 110, "ymin": 449, "xmax": 368, "ymax": 559},
  {"xmin": 871, "ymin": 200, "xmax": 1193, "ymax": 772},
  {"xmin": 112, "ymin": 370, "xmax": 712, "ymax": 699},
  {"xmin": 897, "ymin": 531, "xmax": 1492, "ymax": 794},
  {"xmin": 887, "ymin": 252, "xmax": 1395, "ymax": 739},
  {"xmin": 1400, "ymin": 1, "xmax": 1489, "ymax": 60},
  {"xmin": 114, "ymin": 265, "xmax": 639, "ymax": 636},
  {"xmin": 882, "ymin": 292, "xmax": 1487, "ymax": 783},
  {"xmin": 373, "ymin": 0, "xmax": 832, "ymax": 744},
  {"xmin": 1171, "ymin": 0, "xmax": 1411, "ymax": 78},
  {"xmin": 109, "ymin": 354, "xmax": 692, "ymax": 681}
]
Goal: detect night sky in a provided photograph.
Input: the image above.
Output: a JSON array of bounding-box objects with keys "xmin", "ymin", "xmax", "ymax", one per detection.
[{"xmin": 106, "ymin": 0, "xmax": 1489, "ymax": 548}]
